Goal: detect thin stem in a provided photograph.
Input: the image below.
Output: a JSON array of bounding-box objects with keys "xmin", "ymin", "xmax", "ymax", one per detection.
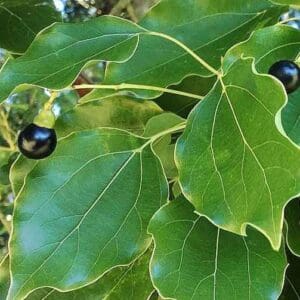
[
  {"xmin": 140, "ymin": 121, "xmax": 186, "ymax": 151},
  {"xmin": 0, "ymin": 146, "xmax": 14, "ymax": 152},
  {"xmin": 44, "ymin": 91, "xmax": 58, "ymax": 111},
  {"xmin": 73, "ymin": 83, "xmax": 204, "ymax": 100},
  {"xmin": 279, "ymin": 17, "xmax": 300, "ymax": 24},
  {"xmin": 145, "ymin": 31, "xmax": 220, "ymax": 76}
]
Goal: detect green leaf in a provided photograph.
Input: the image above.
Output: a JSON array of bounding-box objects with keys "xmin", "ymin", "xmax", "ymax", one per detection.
[
  {"xmin": 27, "ymin": 248, "xmax": 154, "ymax": 300},
  {"xmin": 0, "ymin": 255, "xmax": 9, "ymax": 300},
  {"xmin": 144, "ymin": 113, "xmax": 185, "ymax": 179},
  {"xmin": 10, "ymin": 96, "xmax": 163, "ymax": 196},
  {"xmin": 0, "ymin": 0, "xmax": 60, "ymax": 54},
  {"xmin": 149, "ymin": 198, "xmax": 287, "ymax": 300},
  {"xmin": 9, "ymin": 155, "xmax": 36, "ymax": 196},
  {"xmin": 155, "ymin": 75, "xmax": 216, "ymax": 118},
  {"xmin": 8, "ymin": 128, "xmax": 168, "ymax": 299},
  {"xmin": 0, "ymin": 16, "xmax": 144, "ymax": 102},
  {"xmin": 279, "ymin": 251, "xmax": 300, "ymax": 300},
  {"xmin": 103, "ymin": 0, "xmax": 286, "ymax": 98},
  {"xmin": 144, "ymin": 113, "xmax": 185, "ymax": 137},
  {"xmin": 0, "ymin": 1, "xmax": 286, "ymax": 102},
  {"xmin": 224, "ymin": 25, "xmax": 300, "ymax": 145},
  {"xmin": 55, "ymin": 96, "xmax": 163, "ymax": 137},
  {"xmin": 285, "ymin": 198, "xmax": 300, "ymax": 256},
  {"xmin": 176, "ymin": 58, "xmax": 300, "ymax": 250}
]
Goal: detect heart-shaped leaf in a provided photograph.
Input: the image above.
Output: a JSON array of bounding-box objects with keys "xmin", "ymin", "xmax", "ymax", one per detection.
[
  {"xmin": 149, "ymin": 198, "xmax": 287, "ymax": 300},
  {"xmin": 8, "ymin": 128, "xmax": 168, "ymax": 299},
  {"xmin": 176, "ymin": 58, "xmax": 300, "ymax": 250}
]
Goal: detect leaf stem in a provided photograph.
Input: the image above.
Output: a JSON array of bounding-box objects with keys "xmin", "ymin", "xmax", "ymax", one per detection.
[
  {"xmin": 145, "ymin": 31, "xmax": 220, "ymax": 76},
  {"xmin": 141, "ymin": 121, "xmax": 187, "ymax": 150},
  {"xmin": 44, "ymin": 91, "xmax": 58, "ymax": 111},
  {"xmin": 278, "ymin": 17, "xmax": 300, "ymax": 24},
  {"xmin": 0, "ymin": 146, "xmax": 14, "ymax": 152},
  {"xmin": 73, "ymin": 83, "xmax": 204, "ymax": 100}
]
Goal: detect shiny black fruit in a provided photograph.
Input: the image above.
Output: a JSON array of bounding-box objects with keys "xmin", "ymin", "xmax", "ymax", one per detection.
[
  {"xmin": 18, "ymin": 123, "xmax": 57, "ymax": 159},
  {"xmin": 269, "ymin": 60, "xmax": 300, "ymax": 94}
]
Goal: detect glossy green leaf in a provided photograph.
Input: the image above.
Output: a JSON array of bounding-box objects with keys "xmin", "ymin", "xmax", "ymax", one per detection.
[
  {"xmin": 176, "ymin": 58, "xmax": 300, "ymax": 250},
  {"xmin": 27, "ymin": 248, "xmax": 154, "ymax": 300},
  {"xmin": 224, "ymin": 25, "xmax": 300, "ymax": 145},
  {"xmin": 10, "ymin": 96, "xmax": 163, "ymax": 196},
  {"xmin": 285, "ymin": 198, "xmax": 300, "ymax": 256},
  {"xmin": 0, "ymin": 0, "xmax": 60, "ymax": 54},
  {"xmin": 8, "ymin": 128, "xmax": 168, "ymax": 299},
  {"xmin": 103, "ymin": 0, "xmax": 286, "ymax": 98},
  {"xmin": 0, "ymin": 16, "xmax": 144, "ymax": 102},
  {"xmin": 149, "ymin": 198, "xmax": 287, "ymax": 300},
  {"xmin": 0, "ymin": 1, "xmax": 286, "ymax": 102}
]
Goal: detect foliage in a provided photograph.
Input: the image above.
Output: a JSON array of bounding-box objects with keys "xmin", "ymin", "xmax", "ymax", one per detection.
[{"xmin": 0, "ymin": 0, "xmax": 300, "ymax": 299}]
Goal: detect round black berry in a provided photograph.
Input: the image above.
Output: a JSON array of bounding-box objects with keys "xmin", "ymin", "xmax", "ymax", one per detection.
[
  {"xmin": 268, "ymin": 60, "xmax": 300, "ymax": 94},
  {"xmin": 18, "ymin": 124, "xmax": 57, "ymax": 160}
]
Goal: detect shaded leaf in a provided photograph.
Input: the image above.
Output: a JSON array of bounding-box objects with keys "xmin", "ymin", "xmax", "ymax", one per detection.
[
  {"xmin": 103, "ymin": 0, "xmax": 286, "ymax": 98},
  {"xmin": 55, "ymin": 96, "xmax": 163, "ymax": 137},
  {"xmin": 149, "ymin": 198, "xmax": 287, "ymax": 300},
  {"xmin": 224, "ymin": 25, "xmax": 300, "ymax": 145},
  {"xmin": 0, "ymin": 0, "xmax": 60, "ymax": 54},
  {"xmin": 8, "ymin": 128, "xmax": 168, "ymax": 299},
  {"xmin": 176, "ymin": 58, "xmax": 300, "ymax": 250},
  {"xmin": 0, "ymin": 1, "xmax": 286, "ymax": 102},
  {"xmin": 285, "ymin": 198, "xmax": 300, "ymax": 256},
  {"xmin": 279, "ymin": 250, "xmax": 300, "ymax": 300},
  {"xmin": 155, "ymin": 75, "xmax": 216, "ymax": 118}
]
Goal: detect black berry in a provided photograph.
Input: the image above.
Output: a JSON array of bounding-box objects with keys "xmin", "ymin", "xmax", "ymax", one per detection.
[
  {"xmin": 268, "ymin": 60, "xmax": 300, "ymax": 94},
  {"xmin": 18, "ymin": 124, "xmax": 57, "ymax": 160}
]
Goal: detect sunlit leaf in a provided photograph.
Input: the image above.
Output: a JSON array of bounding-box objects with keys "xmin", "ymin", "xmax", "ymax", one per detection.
[
  {"xmin": 224, "ymin": 25, "xmax": 300, "ymax": 145},
  {"xmin": 149, "ymin": 198, "xmax": 287, "ymax": 300},
  {"xmin": 8, "ymin": 128, "xmax": 167, "ymax": 299},
  {"xmin": 176, "ymin": 58, "xmax": 300, "ymax": 250}
]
